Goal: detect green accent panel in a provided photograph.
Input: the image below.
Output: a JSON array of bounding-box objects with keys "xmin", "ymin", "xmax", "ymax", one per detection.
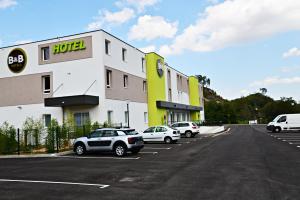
[
  {"xmin": 188, "ymin": 76, "xmax": 201, "ymax": 121},
  {"xmin": 146, "ymin": 53, "xmax": 167, "ymax": 126}
]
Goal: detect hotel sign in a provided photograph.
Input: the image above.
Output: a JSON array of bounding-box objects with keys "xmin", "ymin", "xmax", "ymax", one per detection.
[
  {"xmin": 7, "ymin": 48, "xmax": 27, "ymax": 73},
  {"xmin": 52, "ymin": 40, "xmax": 86, "ymax": 54}
]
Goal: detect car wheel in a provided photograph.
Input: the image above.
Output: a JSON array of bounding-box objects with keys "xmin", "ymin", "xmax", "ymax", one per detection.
[
  {"xmin": 274, "ymin": 127, "xmax": 281, "ymax": 133},
  {"xmin": 164, "ymin": 137, "xmax": 172, "ymax": 144},
  {"xmin": 75, "ymin": 143, "xmax": 86, "ymax": 156},
  {"xmin": 131, "ymin": 149, "xmax": 140, "ymax": 154},
  {"xmin": 114, "ymin": 144, "xmax": 127, "ymax": 157},
  {"xmin": 185, "ymin": 131, "xmax": 192, "ymax": 138}
]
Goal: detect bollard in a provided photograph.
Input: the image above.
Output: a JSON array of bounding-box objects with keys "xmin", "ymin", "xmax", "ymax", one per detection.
[{"xmin": 17, "ymin": 128, "xmax": 20, "ymax": 155}]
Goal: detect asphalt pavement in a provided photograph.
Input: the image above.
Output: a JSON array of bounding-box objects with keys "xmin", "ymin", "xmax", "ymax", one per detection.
[{"xmin": 0, "ymin": 125, "xmax": 299, "ymax": 200}]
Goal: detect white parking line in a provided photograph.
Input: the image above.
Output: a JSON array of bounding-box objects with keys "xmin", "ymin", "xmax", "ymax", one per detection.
[
  {"xmin": 139, "ymin": 151, "xmax": 158, "ymax": 154},
  {"xmin": 144, "ymin": 147, "xmax": 172, "ymax": 150},
  {"xmin": 58, "ymin": 156, "xmax": 140, "ymax": 160},
  {"xmin": 0, "ymin": 179, "xmax": 110, "ymax": 189}
]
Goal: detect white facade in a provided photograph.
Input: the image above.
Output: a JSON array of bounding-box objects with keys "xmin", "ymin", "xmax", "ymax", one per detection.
[{"xmin": 0, "ymin": 30, "xmax": 204, "ymax": 131}]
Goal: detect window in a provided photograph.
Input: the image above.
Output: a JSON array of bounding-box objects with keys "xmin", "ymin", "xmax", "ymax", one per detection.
[
  {"xmin": 143, "ymin": 127, "xmax": 155, "ymax": 133},
  {"xmin": 106, "ymin": 70, "xmax": 112, "ymax": 88},
  {"xmin": 168, "ymin": 88, "xmax": 172, "ymax": 101},
  {"xmin": 105, "ymin": 40, "xmax": 111, "ymax": 55},
  {"xmin": 142, "ymin": 57, "xmax": 146, "ymax": 72},
  {"xmin": 43, "ymin": 114, "xmax": 51, "ymax": 127},
  {"xmin": 123, "ymin": 75, "xmax": 128, "ymax": 88},
  {"xmin": 74, "ymin": 112, "xmax": 90, "ymax": 126},
  {"xmin": 125, "ymin": 111, "xmax": 129, "ymax": 124},
  {"xmin": 168, "ymin": 70, "xmax": 171, "ymax": 81},
  {"xmin": 103, "ymin": 130, "xmax": 118, "ymax": 137},
  {"xmin": 41, "ymin": 47, "xmax": 50, "ymax": 61},
  {"xmin": 107, "ymin": 110, "xmax": 113, "ymax": 124},
  {"xmin": 42, "ymin": 75, "xmax": 51, "ymax": 94},
  {"xmin": 143, "ymin": 80, "xmax": 147, "ymax": 92},
  {"xmin": 122, "ymin": 48, "xmax": 127, "ymax": 61},
  {"xmin": 144, "ymin": 112, "xmax": 148, "ymax": 123},
  {"xmin": 156, "ymin": 127, "xmax": 167, "ymax": 132},
  {"xmin": 277, "ymin": 116, "xmax": 287, "ymax": 123},
  {"xmin": 90, "ymin": 130, "xmax": 103, "ymax": 138}
]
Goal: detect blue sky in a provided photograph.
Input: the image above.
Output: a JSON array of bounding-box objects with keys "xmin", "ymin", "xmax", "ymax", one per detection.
[{"xmin": 1, "ymin": 0, "xmax": 300, "ymax": 101}]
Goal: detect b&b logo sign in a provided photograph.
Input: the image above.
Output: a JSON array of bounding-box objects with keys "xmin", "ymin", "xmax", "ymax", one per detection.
[{"xmin": 7, "ymin": 48, "xmax": 27, "ymax": 73}]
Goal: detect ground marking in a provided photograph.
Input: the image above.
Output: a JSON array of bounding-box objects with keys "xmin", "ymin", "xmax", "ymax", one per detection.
[
  {"xmin": 0, "ymin": 179, "xmax": 109, "ymax": 189},
  {"xmin": 58, "ymin": 156, "xmax": 140, "ymax": 160},
  {"xmin": 139, "ymin": 151, "xmax": 158, "ymax": 155},
  {"xmin": 144, "ymin": 147, "xmax": 172, "ymax": 150}
]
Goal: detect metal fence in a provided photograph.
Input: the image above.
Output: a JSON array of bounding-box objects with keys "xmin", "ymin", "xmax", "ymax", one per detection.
[{"xmin": 0, "ymin": 123, "xmax": 124, "ymax": 155}]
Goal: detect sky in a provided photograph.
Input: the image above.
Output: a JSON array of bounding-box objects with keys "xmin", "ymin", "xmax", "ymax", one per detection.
[{"xmin": 1, "ymin": 0, "xmax": 300, "ymax": 101}]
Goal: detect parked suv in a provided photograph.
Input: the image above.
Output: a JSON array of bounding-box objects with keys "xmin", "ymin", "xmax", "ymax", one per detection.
[
  {"xmin": 73, "ymin": 128, "xmax": 144, "ymax": 157},
  {"xmin": 171, "ymin": 122, "xmax": 199, "ymax": 138}
]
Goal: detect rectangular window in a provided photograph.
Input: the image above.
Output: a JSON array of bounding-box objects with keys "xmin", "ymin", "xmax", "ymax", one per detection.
[
  {"xmin": 106, "ymin": 70, "xmax": 112, "ymax": 88},
  {"xmin": 74, "ymin": 112, "xmax": 90, "ymax": 126},
  {"xmin": 142, "ymin": 57, "xmax": 145, "ymax": 72},
  {"xmin": 43, "ymin": 114, "xmax": 51, "ymax": 127},
  {"xmin": 122, "ymin": 48, "xmax": 127, "ymax": 61},
  {"xmin": 42, "ymin": 75, "xmax": 51, "ymax": 94},
  {"xmin": 143, "ymin": 80, "xmax": 147, "ymax": 92},
  {"xmin": 168, "ymin": 88, "xmax": 172, "ymax": 101},
  {"xmin": 41, "ymin": 47, "xmax": 50, "ymax": 61},
  {"xmin": 125, "ymin": 111, "xmax": 129, "ymax": 124},
  {"xmin": 107, "ymin": 110, "xmax": 113, "ymax": 124},
  {"xmin": 123, "ymin": 75, "xmax": 128, "ymax": 88},
  {"xmin": 144, "ymin": 112, "xmax": 148, "ymax": 123},
  {"xmin": 105, "ymin": 40, "xmax": 111, "ymax": 55}
]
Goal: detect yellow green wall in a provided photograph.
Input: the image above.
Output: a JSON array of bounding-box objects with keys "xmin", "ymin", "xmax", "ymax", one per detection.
[
  {"xmin": 188, "ymin": 76, "xmax": 201, "ymax": 121},
  {"xmin": 145, "ymin": 53, "xmax": 167, "ymax": 126}
]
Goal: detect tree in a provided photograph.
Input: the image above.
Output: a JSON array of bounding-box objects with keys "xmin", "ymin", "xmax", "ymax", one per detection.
[
  {"xmin": 259, "ymin": 88, "xmax": 267, "ymax": 95},
  {"xmin": 196, "ymin": 75, "xmax": 211, "ymax": 87}
]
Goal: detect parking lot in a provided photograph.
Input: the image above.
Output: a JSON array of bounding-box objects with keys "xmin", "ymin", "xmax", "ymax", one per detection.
[
  {"xmin": 1, "ymin": 126, "xmax": 300, "ymax": 200},
  {"xmin": 0, "ymin": 133, "xmax": 224, "ymax": 200},
  {"xmin": 252, "ymin": 124, "xmax": 300, "ymax": 150}
]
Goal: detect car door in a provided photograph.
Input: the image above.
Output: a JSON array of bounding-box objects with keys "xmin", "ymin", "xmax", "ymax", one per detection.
[
  {"xmin": 277, "ymin": 115, "xmax": 288, "ymax": 130},
  {"xmin": 86, "ymin": 130, "xmax": 104, "ymax": 151},
  {"xmin": 100, "ymin": 130, "xmax": 118, "ymax": 151},
  {"xmin": 175, "ymin": 123, "xmax": 185, "ymax": 134},
  {"xmin": 142, "ymin": 127, "xmax": 156, "ymax": 141},
  {"xmin": 154, "ymin": 127, "xmax": 168, "ymax": 142}
]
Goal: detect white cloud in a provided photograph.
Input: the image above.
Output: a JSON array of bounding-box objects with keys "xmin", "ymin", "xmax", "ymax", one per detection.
[
  {"xmin": 159, "ymin": 0, "xmax": 300, "ymax": 56},
  {"xmin": 280, "ymin": 66, "xmax": 300, "ymax": 73},
  {"xmin": 283, "ymin": 47, "xmax": 300, "ymax": 58},
  {"xmin": 139, "ymin": 45, "xmax": 156, "ymax": 53},
  {"xmin": 128, "ymin": 15, "xmax": 178, "ymax": 41},
  {"xmin": 0, "ymin": 0, "xmax": 17, "ymax": 9},
  {"xmin": 250, "ymin": 76, "xmax": 300, "ymax": 87},
  {"xmin": 116, "ymin": 0, "xmax": 159, "ymax": 12},
  {"xmin": 14, "ymin": 39, "xmax": 32, "ymax": 45},
  {"xmin": 87, "ymin": 8, "xmax": 135, "ymax": 31}
]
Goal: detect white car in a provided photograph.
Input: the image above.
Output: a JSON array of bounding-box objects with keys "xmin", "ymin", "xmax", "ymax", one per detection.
[
  {"xmin": 142, "ymin": 126, "xmax": 181, "ymax": 144},
  {"xmin": 171, "ymin": 122, "xmax": 199, "ymax": 138}
]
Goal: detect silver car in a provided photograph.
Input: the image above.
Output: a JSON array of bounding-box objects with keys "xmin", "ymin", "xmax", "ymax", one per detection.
[{"xmin": 73, "ymin": 128, "xmax": 144, "ymax": 156}]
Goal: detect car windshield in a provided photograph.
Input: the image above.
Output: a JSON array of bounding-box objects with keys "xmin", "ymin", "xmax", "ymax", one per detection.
[
  {"xmin": 168, "ymin": 126, "xmax": 177, "ymax": 130},
  {"xmin": 272, "ymin": 116, "xmax": 281, "ymax": 122},
  {"xmin": 122, "ymin": 130, "xmax": 139, "ymax": 135}
]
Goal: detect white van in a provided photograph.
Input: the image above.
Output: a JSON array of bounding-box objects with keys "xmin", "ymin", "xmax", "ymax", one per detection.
[{"xmin": 267, "ymin": 114, "xmax": 300, "ymax": 133}]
